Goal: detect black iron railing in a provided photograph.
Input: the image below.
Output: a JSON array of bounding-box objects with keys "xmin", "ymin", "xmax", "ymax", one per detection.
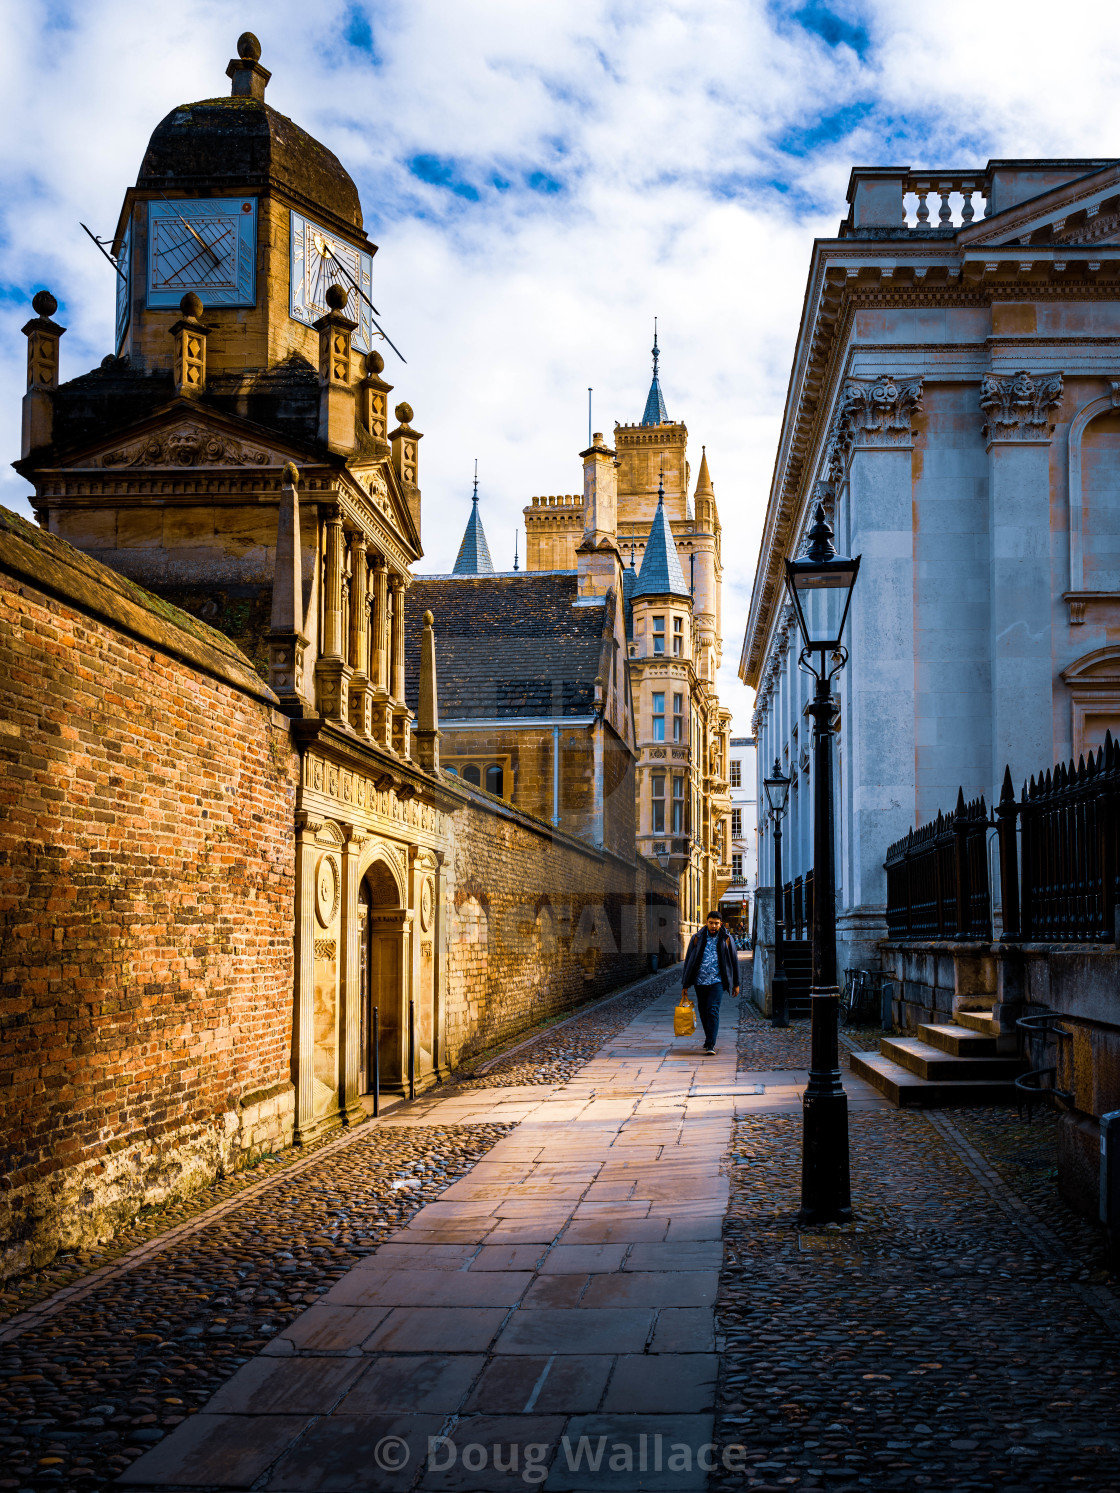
[
  {"xmin": 1011, "ymin": 734, "xmax": 1120, "ymax": 943},
  {"xmin": 885, "ymin": 733, "xmax": 1120, "ymax": 945},
  {"xmin": 782, "ymin": 871, "xmax": 815, "ymax": 942},
  {"xmin": 885, "ymin": 788, "xmax": 992, "ymax": 940}
]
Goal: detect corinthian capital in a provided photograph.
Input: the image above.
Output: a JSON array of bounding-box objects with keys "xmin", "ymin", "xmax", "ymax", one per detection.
[
  {"xmin": 826, "ymin": 374, "xmax": 923, "ymax": 479},
  {"xmin": 979, "ymin": 370, "xmax": 1063, "ymax": 441}
]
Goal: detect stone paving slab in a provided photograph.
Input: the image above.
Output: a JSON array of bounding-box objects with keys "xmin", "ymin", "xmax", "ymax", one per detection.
[{"xmin": 120, "ymin": 988, "xmax": 738, "ymax": 1489}]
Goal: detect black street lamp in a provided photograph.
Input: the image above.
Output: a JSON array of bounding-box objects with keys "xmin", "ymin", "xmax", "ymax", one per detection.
[
  {"xmin": 763, "ymin": 759, "xmax": 791, "ymax": 1029},
  {"xmin": 783, "ymin": 499, "xmax": 861, "ymax": 1226}
]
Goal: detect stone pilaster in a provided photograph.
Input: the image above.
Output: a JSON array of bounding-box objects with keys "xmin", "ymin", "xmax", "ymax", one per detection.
[
  {"xmin": 838, "ymin": 375, "xmax": 923, "ymax": 926},
  {"xmin": 339, "ymin": 825, "xmax": 367, "ymax": 1126},
  {"xmin": 981, "ymin": 370, "xmax": 1063, "ymax": 789},
  {"xmin": 292, "ymin": 813, "xmax": 322, "ymax": 1145}
]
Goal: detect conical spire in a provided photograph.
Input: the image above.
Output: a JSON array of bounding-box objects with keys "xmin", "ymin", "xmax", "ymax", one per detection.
[
  {"xmin": 640, "ymin": 319, "xmax": 669, "ymax": 427},
  {"xmin": 694, "ymin": 445, "xmax": 713, "ymax": 498},
  {"xmin": 632, "ymin": 468, "xmax": 689, "ymax": 599},
  {"xmin": 452, "ymin": 461, "xmax": 495, "ymax": 575}
]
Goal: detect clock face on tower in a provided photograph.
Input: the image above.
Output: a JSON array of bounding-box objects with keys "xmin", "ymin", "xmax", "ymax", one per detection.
[
  {"xmin": 145, "ymin": 197, "xmax": 257, "ymax": 309},
  {"xmin": 289, "ymin": 210, "xmax": 374, "ymax": 352}
]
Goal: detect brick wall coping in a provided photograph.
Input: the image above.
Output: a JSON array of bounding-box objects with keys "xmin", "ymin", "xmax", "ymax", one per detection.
[
  {"xmin": 0, "ymin": 504, "xmax": 278, "ymax": 708},
  {"xmin": 445, "ymin": 767, "xmax": 676, "ymax": 894}
]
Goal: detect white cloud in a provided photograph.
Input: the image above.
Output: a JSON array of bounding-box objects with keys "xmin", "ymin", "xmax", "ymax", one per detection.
[{"xmin": 1, "ymin": 0, "xmax": 1119, "ymax": 734}]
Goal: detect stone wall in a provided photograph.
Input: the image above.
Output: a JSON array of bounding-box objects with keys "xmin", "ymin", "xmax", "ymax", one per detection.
[
  {"xmin": 444, "ymin": 785, "xmax": 677, "ymax": 1066},
  {"xmin": 0, "ymin": 508, "xmax": 299, "ymax": 1277}
]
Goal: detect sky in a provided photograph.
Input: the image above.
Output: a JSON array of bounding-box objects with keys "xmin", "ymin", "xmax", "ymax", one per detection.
[{"xmin": 2, "ymin": 0, "xmax": 1120, "ymax": 729}]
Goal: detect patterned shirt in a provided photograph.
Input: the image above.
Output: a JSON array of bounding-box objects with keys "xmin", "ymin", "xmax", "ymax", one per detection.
[{"xmin": 697, "ymin": 931, "xmax": 722, "ymax": 986}]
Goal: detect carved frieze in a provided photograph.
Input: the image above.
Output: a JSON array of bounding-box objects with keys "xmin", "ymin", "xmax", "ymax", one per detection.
[
  {"xmin": 302, "ymin": 750, "xmax": 446, "ymax": 836},
  {"xmin": 99, "ymin": 423, "xmax": 271, "ymax": 468},
  {"xmin": 979, "ymin": 370, "xmax": 1063, "ymax": 441}
]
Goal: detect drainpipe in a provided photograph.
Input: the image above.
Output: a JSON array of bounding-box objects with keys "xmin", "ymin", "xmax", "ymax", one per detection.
[{"xmin": 593, "ymin": 677, "xmax": 605, "ymax": 849}]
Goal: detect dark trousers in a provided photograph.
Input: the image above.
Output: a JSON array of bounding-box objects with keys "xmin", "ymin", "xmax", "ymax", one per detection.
[{"xmin": 694, "ymin": 983, "xmax": 724, "ymax": 1048}]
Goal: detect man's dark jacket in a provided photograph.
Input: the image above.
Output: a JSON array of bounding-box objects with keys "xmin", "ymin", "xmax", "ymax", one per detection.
[{"xmin": 681, "ymin": 926, "xmax": 738, "ymax": 993}]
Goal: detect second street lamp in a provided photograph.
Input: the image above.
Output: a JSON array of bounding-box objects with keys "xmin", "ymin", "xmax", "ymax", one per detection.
[
  {"xmin": 783, "ymin": 498, "xmax": 861, "ymax": 1226},
  {"xmin": 763, "ymin": 760, "xmax": 791, "ymax": 1029}
]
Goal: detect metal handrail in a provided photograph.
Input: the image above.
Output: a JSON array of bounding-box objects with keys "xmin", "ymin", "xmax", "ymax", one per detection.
[{"xmin": 1014, "ymin": 1011, "xmax": 1074, "ymax": 1113}]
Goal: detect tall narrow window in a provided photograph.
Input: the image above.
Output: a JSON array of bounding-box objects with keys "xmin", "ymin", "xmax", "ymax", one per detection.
[
  {"xmin": 653, "ymin": 616, "xmax": 665, "ymax": 655},
  {"xmin": 672, "ymin": 775, "xmax": 684, "ymax": 834},
  {"xmin": 672, "ymin": 615, "xmax": 683, "ymax": 656},
  {"xmin": 730, "ymin": 759, "xmax": 741, "ymax": 788},
  {"xmin": 731, "ymin": 808, "xmax": 742, "ymax": 838},
  {"xmin": 463, "ymin": 764, "xmax": 481, "ymax": 787},
  {"xmin": 486, "ymin": 764, "xmax": 504, "ymax": 797},
  {"xmin": 673, "ymin": 692, "xmax": 684, "ymax": 741},
  {"xmin": 652, "ymin": 692, "xmax": 665, "ymax": 741},
  {"xmin": 651, "ymin": 773, "xmax": 666, "ymax": 833},
  {"xmin": 732, "ymin": 852, "xmax": 743, "ymax": 877}
]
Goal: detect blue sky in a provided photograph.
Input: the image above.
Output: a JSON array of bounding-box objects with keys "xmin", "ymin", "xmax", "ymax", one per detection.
[{"xmin": 1, "ymin": 0, "xmax": 1119, "ymax": 719}]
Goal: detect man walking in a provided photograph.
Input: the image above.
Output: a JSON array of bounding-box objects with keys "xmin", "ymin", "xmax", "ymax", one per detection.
[{"xmin": 681, "ymin": 910, "xmax": 739, "ymax": 1054}]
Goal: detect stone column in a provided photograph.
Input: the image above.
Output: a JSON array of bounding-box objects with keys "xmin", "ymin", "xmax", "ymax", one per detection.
[
  {"xmin": 839, "ymin": 376, "xmax": 923, "ymax": 961},
  {"xmin": 389, "ymin": 574, "xmax": 411, "ymax": 757},
  {"xmin": 268, "ymin": 462, "xmax": 311, "ymax": 715},
  {"xmin": 347, "ymin": 534, "xmax": 373, "ymax": 737},
  {"xmin": 292, "ymin": 813, "xmax": 322, "ymax": 1145},
  {"xmin": 315, "ymin": 505, "xmax": 351, "ymax": 722},
  {"xmin": 369, "ymin": 555, "xmax": 393, "ymax": 750},
  {"xmin": 414, "ymin": 608, "xmax": 440, "ymax": 771},
  {"xmin": 981, "ymin": 370, "xmax": 1063, "ymax": 791}
]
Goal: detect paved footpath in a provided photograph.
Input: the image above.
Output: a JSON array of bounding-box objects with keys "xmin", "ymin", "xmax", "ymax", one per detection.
[{"xmin": 118, "ymin": 988, "xmax": 888, "ymax": 1491}]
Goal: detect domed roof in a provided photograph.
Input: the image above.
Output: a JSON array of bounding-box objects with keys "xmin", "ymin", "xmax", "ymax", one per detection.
[{"xmin": 136, "ymin": 39, "xmax": 364, "ymax": 235}]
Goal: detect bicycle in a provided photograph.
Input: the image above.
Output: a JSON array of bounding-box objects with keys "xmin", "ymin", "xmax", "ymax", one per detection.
[{"xmin": 840, "ymin": 967, "xmax": 881, "ymax": 1026}]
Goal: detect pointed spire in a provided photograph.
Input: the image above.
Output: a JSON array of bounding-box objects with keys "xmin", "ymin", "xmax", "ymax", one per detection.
[
  {"xmin": 632, "ymin": 469, "xmax": 689, "ymax": 599},
  {"xmin": 452, "ymin": 462, "xmax": 495, "ymax": 575},
  {"xmin": 695, "ymin": 445, "xmax": 713, "ymax": 497},
  {"xmin": 640, "ymin": 318, "xmax": 669, "ymax": 427}
]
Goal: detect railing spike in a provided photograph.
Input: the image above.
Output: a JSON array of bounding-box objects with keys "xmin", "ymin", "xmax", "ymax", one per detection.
[
  {"xmin": 955, "ymin": 785, "xmax": 967, "ymax": 815},
  {"xmin": 1000, "ymin": 764, "xmax": 1015, "ymax": 805}
]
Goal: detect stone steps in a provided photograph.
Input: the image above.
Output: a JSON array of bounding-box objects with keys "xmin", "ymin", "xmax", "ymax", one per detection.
[{"xmin": 849, "ymin": 1049, "xmax": 1024, "ymax": 1108}]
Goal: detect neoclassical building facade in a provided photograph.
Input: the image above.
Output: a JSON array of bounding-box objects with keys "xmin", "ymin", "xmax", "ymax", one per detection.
[{"xmin": 742, "ymin": 159, "xmax": 1120, "ymax": 971}]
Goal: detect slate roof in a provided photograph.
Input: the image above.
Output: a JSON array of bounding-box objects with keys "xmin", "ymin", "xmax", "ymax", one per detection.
[
  {"xmin": 403, "ymin": 572, "xmax": 609, "ymax": 721},
  {"xmin": 451, "ymin": 497, "xmax": 495, "ymax": 575},
  {"xmin": 632, "ymin": 492, "xmax": 690, "ymax": 599}
]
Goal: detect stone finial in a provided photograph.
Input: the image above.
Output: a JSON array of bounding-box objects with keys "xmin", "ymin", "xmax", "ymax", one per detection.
[
  {"xmin": 22, "ymin": 288, "xmax": 65, "ymax": 456},
  {"xmin": 169, "ymin": 292, "xmax": 209, "ymax": 398},
  {"xmin": 227, "ymin": 33, "xmax": 271, "ymax": 100},
  {"xmin": 395, "ymin": 401, "xmax": 415, "ymax": 426},
  {"xmin": 368, "ymin": 351, "xmax": 385, "ymax": 376},
  {"xmin": 325, "ymin": 282, "xmax": 349, "ymax": 312}
]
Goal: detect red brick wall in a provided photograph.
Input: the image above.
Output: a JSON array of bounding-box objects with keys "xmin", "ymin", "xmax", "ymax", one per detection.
[{"xmin": 0, "ymin": 565, "xmax": 298, "ymax": 1276}]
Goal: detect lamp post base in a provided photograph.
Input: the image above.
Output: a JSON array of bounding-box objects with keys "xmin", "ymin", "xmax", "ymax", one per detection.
[{"xmin": 798, "ymin": 988, "xmax": 852, "ymax": 1224}]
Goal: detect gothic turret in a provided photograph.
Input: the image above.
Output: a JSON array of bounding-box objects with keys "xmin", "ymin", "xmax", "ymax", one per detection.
[
  {"xmin": 641, "ymin": 322, "xmax": 669, "ymax": 427},
  {"xmin": 632, "ymin": 477, "xmax": 689, "ymax": 600}
]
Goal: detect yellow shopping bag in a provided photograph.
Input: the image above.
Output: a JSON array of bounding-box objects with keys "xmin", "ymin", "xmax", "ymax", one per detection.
[{"xmin": 674, "ymin": 996, "xmax": 696, "ymax": 1036}]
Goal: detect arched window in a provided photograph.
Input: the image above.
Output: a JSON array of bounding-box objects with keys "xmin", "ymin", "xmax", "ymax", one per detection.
[
  {"xmin": 486, "ymin": 763, "xmax": 504, "ymax": 797},
  {"xmin": 445, "ymin": 765, "xmax": 459, "ymax": 776},
  {"xmin": 462, "ymin": 763, "xmax": 481, "ymax": 787}
]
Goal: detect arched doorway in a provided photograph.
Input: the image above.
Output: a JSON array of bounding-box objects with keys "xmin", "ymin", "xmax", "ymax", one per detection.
[{"xmin": 358, "ymin": 860, "xmax": 406, "ymax": 1096}]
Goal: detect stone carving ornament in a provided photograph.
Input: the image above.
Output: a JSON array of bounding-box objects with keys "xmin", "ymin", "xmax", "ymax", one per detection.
[
  {"xmin": 420, "ymin": 876, "xmax": 434, "ymax": 932},
  {"xmin": 824, "ymin": 374, "xmax": 924, "ymax": 482},
  {"xmin": 315, "ymin": 854, "xmax": 340, "ymax": 928},
  {"xmin": 979, "ymin": 370, "xmax": 1063, "ymax": 441},
  {"xmin": 100, "ymin": 424, "xmax": 270, "ymax": 468}
]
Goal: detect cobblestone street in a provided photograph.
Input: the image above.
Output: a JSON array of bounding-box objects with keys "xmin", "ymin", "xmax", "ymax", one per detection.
[{"xmin": 1, "ymin": 974, "xmax": 1118, "ymax": 1491}]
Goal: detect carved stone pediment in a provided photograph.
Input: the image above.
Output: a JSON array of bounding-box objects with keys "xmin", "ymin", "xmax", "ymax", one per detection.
[{"xmin": 92, "ymin": 422, "xmax": 276, "ymax": 469}]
